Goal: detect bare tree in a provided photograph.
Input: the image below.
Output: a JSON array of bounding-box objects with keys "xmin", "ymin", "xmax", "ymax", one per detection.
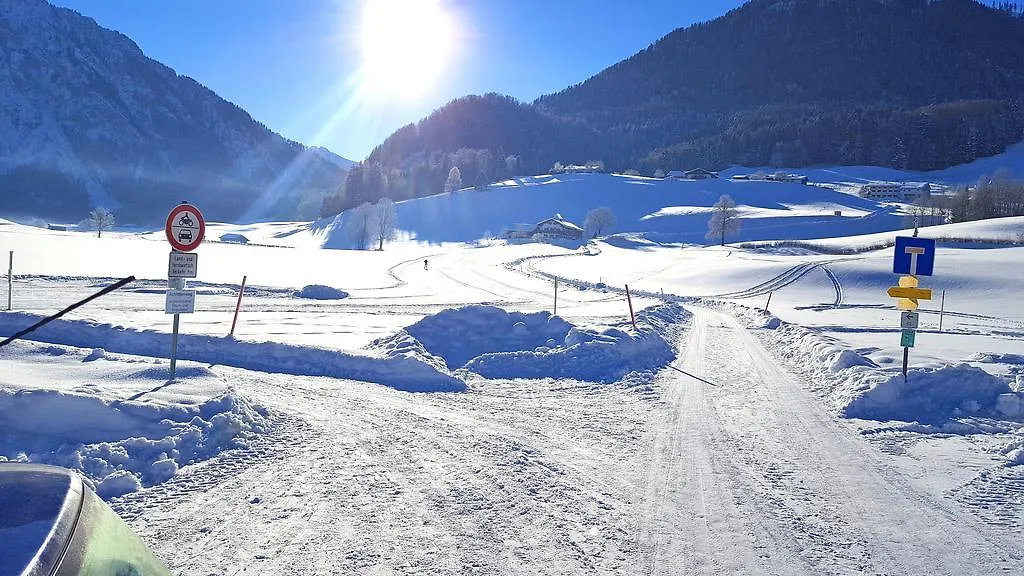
[
  {"xmin": 584, "ymin": 207, "xmax": 616, "ymax": 239},
  {"xmin": 706, "ymin": 194, "xmax": 741, "ymax": 246},
  {"xmin": 86, "ymin": 207, "xmax": 115, "ymax": 238},
  {"xmin": 346, "ymin": 202, "xmax": 374, "ymax": 250},
  {"xmin": 372, "ymin": 197, "xmax": 398, "ymax": 250},
  {"xmin": 505, "ymin": 155, "xmax": 519, "ymax": 177},
  {"xmin": 445, "ymin": 166, "xmax": 462, "ymax": 193}
]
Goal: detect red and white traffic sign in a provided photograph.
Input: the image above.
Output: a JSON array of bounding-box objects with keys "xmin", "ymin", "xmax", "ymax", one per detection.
[{"xmin": 165, "ymin": 204, "xmax": 205, "ymax": 252}]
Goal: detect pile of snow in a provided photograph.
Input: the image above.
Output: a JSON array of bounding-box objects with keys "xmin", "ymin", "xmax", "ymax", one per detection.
[
  {"xmin": 0, "ymin": 387, "xmax": 270, "ymax": 498},
  {"xmin": 0, "ymin": 312, "xmax": 463, "ymax": 393},
  {"xmin": 293, "ymin": 284, "xmax": 349, "ymax": 300},
  {"xmin": 842, "ymin": 364, "xmax": 1016, "ymax": 423},
  {"xmin": 734, "ymin": 307, "xmax": 1024, "ymax": 425},
  {"xmin": 403, "ymin": 307, "xmax": 575, "ymax": 369},
  {"xmin": 1002, "ymin": 438, "xmax": 1024, "ymax": 466},
  {"xmin": 371, "ymin": 303, "xmax": 689, "ymax": 383}
]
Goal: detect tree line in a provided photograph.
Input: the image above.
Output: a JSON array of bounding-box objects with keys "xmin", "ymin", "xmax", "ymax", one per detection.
[{"xmin": 906, "ymin": 171, "xmax": 1024, "ymax": 228}]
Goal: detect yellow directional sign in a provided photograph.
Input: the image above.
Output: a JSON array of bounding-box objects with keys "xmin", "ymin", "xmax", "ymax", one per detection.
[
  {"xmin": 899, "ymin": 276, "xmax": 918, "ymax": 288},
  {"xmin": 897, "ymin": 298, "xmax": 919, "ymax": 311},
  {"xmin": 887, "ymin": 286, "xmax": 933, "ymax": 300}
]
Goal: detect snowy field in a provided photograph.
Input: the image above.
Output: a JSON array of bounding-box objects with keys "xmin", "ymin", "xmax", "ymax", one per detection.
[{"xmin": 3, "ymin": 155, "xmax": 1024, "ymax": 573}]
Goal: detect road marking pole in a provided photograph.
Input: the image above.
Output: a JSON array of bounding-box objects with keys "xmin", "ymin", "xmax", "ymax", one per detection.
[
  {"xmin": 764, "ymin": 291, "xmax": 773, "ymax": 313},
  {"xmin": 6, "ymin": 251, "xmax": 11, "ymax": 311},
  {"xmin": 230, "ymin": 275, "xmax": 247, "ymax": 337},
  {"xmin": 625, "ymin": 284, "xmax": 637, "ymax": 330},
  {"xmin": 553, "ymin": 278, "xmax": 558, "ymax": 316},
  {"xmin": 939, "ymin": 289, "xmax": 945, "ymax": 332}
]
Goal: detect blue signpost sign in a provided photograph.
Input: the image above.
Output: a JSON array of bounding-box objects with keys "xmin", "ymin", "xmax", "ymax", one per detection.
[{"xmin": 892, "ymin": 236, "xmax": 936, "ymax": 276}]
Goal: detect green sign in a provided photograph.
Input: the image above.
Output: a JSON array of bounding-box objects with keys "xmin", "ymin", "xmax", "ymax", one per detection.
[{"xmin": 900, "ymin": 329, "xmax": 916, "ymax": 348}]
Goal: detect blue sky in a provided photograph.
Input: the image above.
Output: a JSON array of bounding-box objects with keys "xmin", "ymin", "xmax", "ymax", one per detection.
[{"xmin": 52, "ymin": 0, "xmax": 746, "ymax": 162}]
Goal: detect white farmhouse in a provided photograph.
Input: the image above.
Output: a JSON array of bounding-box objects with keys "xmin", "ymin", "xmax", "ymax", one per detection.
[{"xmin": 858, "ymin": 182, "xmax": 931, "ymax": 202}]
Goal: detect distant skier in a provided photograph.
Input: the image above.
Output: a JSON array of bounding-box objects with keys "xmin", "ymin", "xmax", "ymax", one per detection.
[{"xmin": 424, "ymin": 259, "xmax": 429, "ymax": 270}]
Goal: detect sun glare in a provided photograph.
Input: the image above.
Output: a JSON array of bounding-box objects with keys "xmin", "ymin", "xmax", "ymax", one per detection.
[{"xmin": 360, "ymin": 0, "xmax": 456, "ymax": 98}]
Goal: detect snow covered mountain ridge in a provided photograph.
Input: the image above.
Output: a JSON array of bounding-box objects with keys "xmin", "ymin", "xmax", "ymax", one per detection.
[{"xmin": 0, "ymin": 0, "xmax": 351, "ymax": 224}]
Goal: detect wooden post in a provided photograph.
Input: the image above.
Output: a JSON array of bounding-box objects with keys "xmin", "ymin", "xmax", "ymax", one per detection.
[
  {"xmin": 625, "ymin": 284, "xmax": 637, "ymax": 330},
  {"xmin": 230, "ymin": 275, "xmax": 247, "ymax": 337},
  {"xmin": 6, "ymin": 251, "xmax": 11, "ymax": 311},
  {"xmin": 938, "ymin": 289, "xmax": 945, "ymax": 333},
  {"xmin": 553, "ymin": 278, "xmax": 558, "ymax": 317}
]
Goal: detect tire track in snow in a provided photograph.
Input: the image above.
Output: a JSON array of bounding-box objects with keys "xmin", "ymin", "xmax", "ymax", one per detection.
[
  {"xmin": 692, "ymin": 308, "xmax": 1021, "ymax": 574},
  {"xmin": 638, "ymin": 314, "xmax": 790, "ymax": 575}
]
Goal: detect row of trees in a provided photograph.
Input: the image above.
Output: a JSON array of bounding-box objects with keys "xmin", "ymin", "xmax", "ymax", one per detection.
[
  {"xmin": 901, "ymin": 171, "xmax": 1024, "ymax": 231},
  {"xmin": 319, "ymin": 148, "xmax": 526, "ymax": 218},
  {"xmin": 944, "ymin": 171, "xmax": 1024, "ymax": 223}
]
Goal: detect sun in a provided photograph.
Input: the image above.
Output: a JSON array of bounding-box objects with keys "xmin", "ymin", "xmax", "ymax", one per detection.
[{"xmin": 360, "ymin": 0, "xmax": 456, "ymax": 98}]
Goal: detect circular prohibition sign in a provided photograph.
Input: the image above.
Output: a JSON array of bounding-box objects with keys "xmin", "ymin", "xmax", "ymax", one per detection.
[{"xmin": 165, "ymin": 203, "xmax": 206, "ymax": 252}]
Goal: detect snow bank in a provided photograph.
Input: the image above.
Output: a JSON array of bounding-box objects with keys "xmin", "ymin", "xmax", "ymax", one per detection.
[
  {"xmin": 401, "ymin": 306, "xmax": 574, "ymax": 369},
  {"xmin": 372, "ymin": 303, "xmax": 689, "ymax": 383},
  {"xmin": 0, "ymin": 312, "xmax": 464, "ymax": 393},
  {"xmin": 732, "ymin": 307, "xmax": 1023, "ymax": 424},
  {"xmin": 843, "ymin": 364, "xmax": 1014, "ymax": 423},
  {"xmin": 293, "ymin": 284, "xmax": 349, "ymax": 300},
  {"xmin": 0, "ymin": 388, "xmax": 270, "ymax": 498}
]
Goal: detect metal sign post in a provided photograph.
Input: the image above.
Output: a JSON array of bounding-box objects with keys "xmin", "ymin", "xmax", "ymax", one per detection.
[
  {"xmin": 164, "ymin": 203, "xmax": 204, "ymax": 381},
  {"xmin": 887, "ymin": 237, "xmax": 936, "ymax": 381},
  {"xmin": 170, "ymin": 311, "xmax": 181, "ymax": 380}
]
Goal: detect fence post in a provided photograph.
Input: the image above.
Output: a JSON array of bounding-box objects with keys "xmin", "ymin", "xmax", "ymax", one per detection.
[
  {"xmin": 938, "ymin": 289, "xmax": 945, "ymax": 333},
  {"xmin": 625, "ymin": 284, "xmax": 637, "ymax": 330},
  {"xmin": 553, "ymin": 278, "xmax": 558, "ymax": 316},
  {"xmin": 230, "ymin": 275, "xmax": 247, "ymax": 337}
]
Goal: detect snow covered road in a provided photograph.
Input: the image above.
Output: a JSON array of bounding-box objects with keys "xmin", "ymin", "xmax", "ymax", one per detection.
[
  {"xmin": 114, "ymin": 370, "xmax": 655, "ymax": 574},
  {"xmin": 641, "ymin": 308, "xmax": 1020, "ymax": 574},
  {"xmin": 104, "ymin": 308, "xmax": 1021, "ymax": 575}
]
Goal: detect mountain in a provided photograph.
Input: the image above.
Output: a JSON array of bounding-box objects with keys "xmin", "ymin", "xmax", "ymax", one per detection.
[
  {"xmin": 0, "ymin": 0, "xmax": 349, "ymax": 224},
  {"xmin": 311, "ymin": 147, "xmax": 357, "ymax": 172},
  {"xmin": 340, "ymin": 0, "xmax": 1024, "ymax": 214}
]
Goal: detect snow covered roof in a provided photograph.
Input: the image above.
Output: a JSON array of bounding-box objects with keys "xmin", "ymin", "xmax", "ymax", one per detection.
[{"xmin": 537, "ymin": 215, "xmax": 583, "ymax": 231}]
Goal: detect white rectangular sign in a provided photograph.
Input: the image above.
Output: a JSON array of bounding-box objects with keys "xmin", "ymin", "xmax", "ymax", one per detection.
[
  {"xmin": 165, "ymin": 289, "xmax": 196, "ymax": 314},
  {"xmin": 168, "ymin": 251, "xmax": 198, "ymax": 279},
  {"xmin": 900, "ymin": 311, "xmax": 920, "ymax": 330}
]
